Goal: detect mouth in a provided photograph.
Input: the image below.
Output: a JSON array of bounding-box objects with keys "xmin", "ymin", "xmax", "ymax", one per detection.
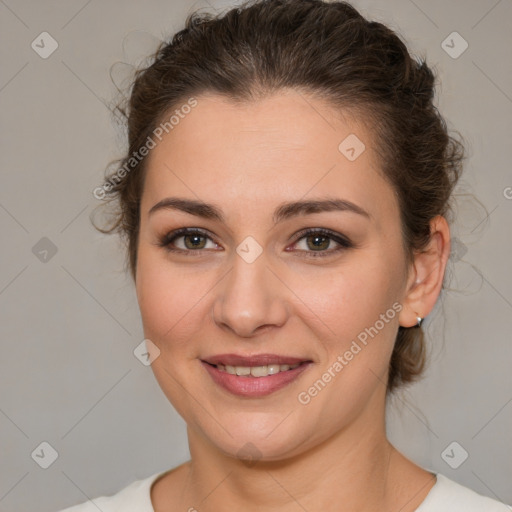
[
  {"xmin": 202, "ymin": 353, "xmax": 311, "ymax": 367},
  {"xmin": 200, "ymin": 353, "xmax": 313, "ymax": 397}
]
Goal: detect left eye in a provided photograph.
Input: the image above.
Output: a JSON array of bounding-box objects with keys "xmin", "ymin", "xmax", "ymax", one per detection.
[
  {"xmin": 158, "ymin": 228, "xmax": 352, "ymax": 257},
  {"xmin": 289, "ymin": 228, "xmax": 353, "ymax": 257}
]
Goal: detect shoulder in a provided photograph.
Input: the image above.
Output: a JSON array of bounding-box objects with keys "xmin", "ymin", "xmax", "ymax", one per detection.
[
  {"xmin": 416, "ymin": 473, "xmax": 512, "ymax": 512},
  {"xmin": 56, "ymin": 471, "xmax": 165, "ymax": 512}
]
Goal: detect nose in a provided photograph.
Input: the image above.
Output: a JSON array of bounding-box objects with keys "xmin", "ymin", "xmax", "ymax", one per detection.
[{"xmin": 212, "ymin": 252, "xmax": 289, "ymax": 338}]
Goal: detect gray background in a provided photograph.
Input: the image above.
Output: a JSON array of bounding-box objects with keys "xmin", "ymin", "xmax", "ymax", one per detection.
[{"xmin": 0, "ymin": 0, "xmax": 511, "ymax": 510}]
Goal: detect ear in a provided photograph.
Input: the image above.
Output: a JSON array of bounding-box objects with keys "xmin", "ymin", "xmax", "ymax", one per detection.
[{"xmin": 398, "ymin": 215, "xmax": 451, "ymax": 328}]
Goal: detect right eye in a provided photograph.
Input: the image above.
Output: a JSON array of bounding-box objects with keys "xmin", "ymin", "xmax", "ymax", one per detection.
[{"xmin": 158, "ymin": 228, "xmax": 222, "ymax": 254}]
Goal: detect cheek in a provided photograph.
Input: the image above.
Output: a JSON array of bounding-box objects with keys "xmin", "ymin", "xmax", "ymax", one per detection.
[
  {"xmin": 291, "ymin": 253, "xmax": 402, "ymax": 401},
  {"xmin": 295, "ymin": 255, "xmax": 400, "ymax": 342},
  {"xmin": 135, "ymin": 249, "xmax": 206, "ymax": 350}
]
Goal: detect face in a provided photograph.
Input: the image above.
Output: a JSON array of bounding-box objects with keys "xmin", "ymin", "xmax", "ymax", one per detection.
[{"xmin": 135, "ymin": 89, "xmax": 412, "ymax": 461}]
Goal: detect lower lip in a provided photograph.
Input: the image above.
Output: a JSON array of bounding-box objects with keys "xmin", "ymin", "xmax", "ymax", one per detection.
[{"xmin": 201, "ymin": 361, "xmax": 312, "ymax": 397}]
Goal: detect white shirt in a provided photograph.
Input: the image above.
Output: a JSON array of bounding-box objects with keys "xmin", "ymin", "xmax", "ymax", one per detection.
[{"xmin": 57, "ymin": 470, "xmax": 512, "ymax": 511}]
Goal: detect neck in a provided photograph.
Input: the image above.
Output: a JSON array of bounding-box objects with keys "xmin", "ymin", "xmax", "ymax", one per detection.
[{"xmin": 177, "ymin": 392, "xmax": 417, "ymax": 512}]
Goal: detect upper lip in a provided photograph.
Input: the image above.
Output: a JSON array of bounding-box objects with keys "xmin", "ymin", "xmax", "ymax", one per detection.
[{"xmin": 202, "ymin": 353, "xmax": 312, "ymax": 367}]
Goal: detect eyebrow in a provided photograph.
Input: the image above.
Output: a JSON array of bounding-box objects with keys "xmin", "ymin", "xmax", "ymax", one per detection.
[{"xmin": 148, "ymin": 196, "xmax": 371, "ymax": 224}]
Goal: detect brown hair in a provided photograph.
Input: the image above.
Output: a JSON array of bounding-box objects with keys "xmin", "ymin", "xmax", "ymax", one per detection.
[{"xmin": 92, "ymin": 0, "xmax": 465, "ymax": 393}]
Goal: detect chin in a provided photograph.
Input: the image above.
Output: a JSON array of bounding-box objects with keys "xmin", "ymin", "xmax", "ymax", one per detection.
[{"xmin": 194, "ymin": 413, "xmax": 319, "ymax": 463}]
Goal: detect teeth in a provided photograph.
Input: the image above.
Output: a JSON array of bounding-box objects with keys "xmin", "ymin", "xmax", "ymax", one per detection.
[
  {"xmin": 235, "ymin": 366, "xmax": 251, "ymax": 376},
  {"xmin": 224, "ymin": 365, "xmax": 236, "ymax": 375},
  {"xmin": 216, "ymin": 363, "xmax": 301, "ymax": 377}
]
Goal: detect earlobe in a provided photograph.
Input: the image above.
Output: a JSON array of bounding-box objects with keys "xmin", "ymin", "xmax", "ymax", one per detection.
[{"xmin": 398, "ymin": 215, "xmax": 451, "ymax": 328}]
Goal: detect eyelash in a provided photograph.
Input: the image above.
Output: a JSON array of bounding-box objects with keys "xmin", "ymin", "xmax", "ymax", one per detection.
[{"xmin": 157, "ymin": 227, "xmax": 353, "ymax": 258}]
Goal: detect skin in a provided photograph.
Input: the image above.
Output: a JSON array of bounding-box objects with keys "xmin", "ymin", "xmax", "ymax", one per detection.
[{"xmin": 134, "ymin": 88, "xmax": 451, "ymax": 511}]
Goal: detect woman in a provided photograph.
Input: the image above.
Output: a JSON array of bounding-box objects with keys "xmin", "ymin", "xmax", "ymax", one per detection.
[{"xmin": 60, "ymin": 0, "xmax": 511, "ymax": 510}]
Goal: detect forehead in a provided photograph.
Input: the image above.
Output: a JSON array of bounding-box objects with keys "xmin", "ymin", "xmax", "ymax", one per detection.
[{"xmin": 141, "ymin": 90, "xmax": 397, "ymax": 224}]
